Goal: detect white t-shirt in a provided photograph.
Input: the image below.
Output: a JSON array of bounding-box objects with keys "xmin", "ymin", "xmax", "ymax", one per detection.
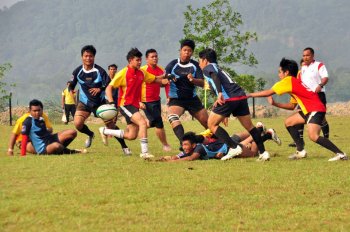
[{"xmin": 300, "ymin": 60, "xmax": 328, "ymax": 92}]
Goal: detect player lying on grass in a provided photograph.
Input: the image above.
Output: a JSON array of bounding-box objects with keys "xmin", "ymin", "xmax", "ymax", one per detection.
[
  {"xmin": 20, "ymin": 99, "xmax": 86, "ymax": 155},
  {"xmin": 247, "ymin": 58, "xmax": 348, "ymax": 161},
  {"xmin": 157, "ymin": 123, "xmax": 281, "ymax": 161}
]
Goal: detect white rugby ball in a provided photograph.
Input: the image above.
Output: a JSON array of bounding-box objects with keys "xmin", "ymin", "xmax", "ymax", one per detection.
[{"xmin": 96, "ymin": 104, "xmax": 118, "ymax": 120}]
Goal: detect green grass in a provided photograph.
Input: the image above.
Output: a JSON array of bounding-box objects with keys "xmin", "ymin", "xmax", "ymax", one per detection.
[{"xmin": 1, "ymin": 116, "xmax": 350, "ymax": 231}]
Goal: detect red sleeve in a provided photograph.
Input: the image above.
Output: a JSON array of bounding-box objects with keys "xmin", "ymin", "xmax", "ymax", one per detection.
[
  {"xmin": 21, "ymin": 134, "xmax": 28, "ymax": 156},
  {"xmin": 165, "ymin": 84, "xmax": 170, "ymax": 98}
]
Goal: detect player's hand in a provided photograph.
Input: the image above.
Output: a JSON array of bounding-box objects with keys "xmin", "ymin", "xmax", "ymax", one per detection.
[
  {"xmin": 89, "ymin": 88, "xmax": 101, "ymax": 96},
  {"xmin": 161, "ymin": 79, "xmax": 169, "ymax": 85},
  {"xmin": 214, "ymin": 93, "xmax": 225, "ymax": 107},
  {"xmin": 187, "ymin": 73, "xmax": 194, "ymax": 82},
  {"xmin": 139, "ymin": 102, "xmax": 146, "ymax": 110},
  {"xmin": 315, "ymin": 85, "xmax": 322, "ymax": 93},
  {"xmin": 7, "ymin": 149, "xmax": 14, "ymax": 156},
  {"xmin": 222, "ymin": 117, "xmax": 229, "ymax": 127},
  {"xmin": 267, "ymin": 96, "xmax": 275, "ymax": 105}
]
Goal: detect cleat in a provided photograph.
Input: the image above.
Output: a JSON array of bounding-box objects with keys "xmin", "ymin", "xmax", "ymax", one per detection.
[
  {"xmin": 140, "ymin": 153, "xmax": 154, "ymax": 159},
  {"xmin": 85, "ymin": 133, "xmax": 94, "ymax": 148},
  {"xmin": 267, "ymin": 128, "xmax": 282, "ymax": 146},
  {"xmin": 288, "ymin": 150, "xmax": 307, "ymax": 160},
  {"xmin": 328, "ymin": 153, "xmax": 348, "ymax": 162},
  {"xmin": 257, "ymin": 151, "xmax": 270, "ymax": 161},
  {"xmin": 122, "ymin": 148, "xmax": 132, "ymax": 156},
  {"xmin": 221, "ymin": 146, "xmax": 242, "ymax": 161},
  {"xmin": 99, "ymin": 127, "xmax": 108, "ymax": 146},
  {"xmin": 163, "ymin": 145, "xmax": 172, "ymax": 152},
  {"xmin": 74, "ymin": 148, "xmax": 88, "ymax": 154}
]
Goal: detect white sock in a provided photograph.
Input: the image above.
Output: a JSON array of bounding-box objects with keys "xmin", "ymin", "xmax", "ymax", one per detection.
[
  {"xmin": 140, "ymin": 138, "xmax": 148, "ymax": 154},
  {"xmin": 104, "ymin": 128, "xmax": 124, "ymax": 138}
]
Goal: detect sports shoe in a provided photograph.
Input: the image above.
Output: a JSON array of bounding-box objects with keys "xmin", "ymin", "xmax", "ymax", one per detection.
[
  {"xmin": 256, "ymin": 151, "xmax": 270, "ymax": 161},
  {"xmin": 99, "ymin": 127, "xmax": 108, "ymax": 146},
  {"xmin": 74, "ymin": 148, "xmax": 88, "ymax": 154},
  {"xmin": 140, "ymin": 153, "xmax": 154, "ymax": 159},
  {"xmin": 85, "ymin": 133, "xmax": 94, "ymax": 148},
  {"xmin": 256, "ymin": 121, "xmax": 266, "ymax": 135},
  {"xmin": 122, "ymin": 148, "xmax": 132, "ymax": 156},
  {"xmin": 267, "ymin": 128, "xmax": 282, "ymax": 146},
  {"xmin": 163, "ymin": 145, "xmax": 172, "ymax": 152},
  {"xmin": 328, "ymin": 153, "xmax": 348, "ymax": 161},
  {"xmin": 221, "ymin": 146, "xmax": 243, "ymax": 161},
  {"xmin": 288, "ymin": 150, "xmax": 307, "ymax": 160}
]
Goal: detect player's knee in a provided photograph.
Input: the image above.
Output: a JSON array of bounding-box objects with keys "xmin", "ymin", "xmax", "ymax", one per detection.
[
  {"xmin": 308, "ymin": 133, "xmax": 319, "ymax": 142},
  {"xmin": 168, "ymin": 114, "xmax": 180, "ymax": 125}
]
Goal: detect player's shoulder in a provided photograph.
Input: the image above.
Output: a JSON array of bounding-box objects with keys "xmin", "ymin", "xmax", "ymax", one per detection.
[
  {"xmin": 166, "ymin": 59, "xmax": 178, "ymax": 67},
  {"xmin": 94, "ymin": 64, "xmax": 107, "ymax": 73},
  {"xmin": 140, "ymin": 64, "xmax": 148, "ymax": 71},
  {"xmin": 189, "ymin": 59, "xmax": 200, "ymax": 66},
  {"xmin": 22, "ymin": 115, "xmax": 32, "ymax": 124},
  {"xmin": 72, "ymin": 65, "xmax": 83, "ymax": 75}
]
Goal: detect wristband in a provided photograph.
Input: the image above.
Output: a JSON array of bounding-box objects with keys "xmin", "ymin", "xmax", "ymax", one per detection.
[{"xmin": 319, "ymin": 83, "xmax": 324, "ymax": 87}]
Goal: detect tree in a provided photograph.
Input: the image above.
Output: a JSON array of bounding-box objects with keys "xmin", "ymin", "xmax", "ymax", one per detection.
[
  {"xmin": 183, "ymin": 0, "xmax": 260, "ymax": 108},
  {"xmin": 0, "ymin": 63, "xmax": 13, "ymax": 111}
]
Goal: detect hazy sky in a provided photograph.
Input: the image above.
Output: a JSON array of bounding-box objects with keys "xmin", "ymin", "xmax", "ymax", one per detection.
[{"xmin": 0, "ymin": 0, "xmax": 23, "ymax": 9}]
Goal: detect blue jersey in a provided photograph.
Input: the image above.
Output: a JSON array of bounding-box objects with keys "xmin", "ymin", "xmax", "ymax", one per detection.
[
  {"xmin": 21, "ymin": 116, "xmax": 52, "ymax": 154},
  {"xmin": 202, "ymin": 63, "xmax": 246, "ymax": 100},
  {"xmin": 70, "ymin": 64, "xmax": 110, "ymax": 108},
  {"xmin": 165, "ymin": 58, "xmax": 203, "ymax": 99}
]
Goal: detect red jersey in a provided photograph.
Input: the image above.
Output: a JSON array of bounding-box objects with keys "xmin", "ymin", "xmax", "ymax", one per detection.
[
  {"xmin": 109, "ymin": 66, "xmax": 155, "ymax": 108},
  {"xmin": 140, "ymin": 64, "xmax": 169, "ymax": 102},
  {"xmin": 272, "ymin": 76, "xmax": 326, "ymax": 115}
]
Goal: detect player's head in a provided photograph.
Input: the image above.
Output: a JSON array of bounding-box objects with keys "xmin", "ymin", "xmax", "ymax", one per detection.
[
  {"xmin": 126, "ymin": 48, "xmax": 142, "ymax": 69},
  {"xmin": 108, "ymin": 64, "xmax": 118, "ymax": 70},
  {"xmin": 182, "ymin": 132, "xmax": 197, "ymax": 154},
  {"xmin": 28, "ymin": 99, "xmax": 43, "ymax": 119},
  {"xmin": 180, "ymin": 39, "xmax": 195, "ymax": 62},
  {"xmin": 108, "ymin": 64, "xmax": 118, "ymax": 78},
  {"xmin": 279, "ymin": 58, "xmax": 298, "ymax": 79},
  {"xmin": 81, "ymin": 45, "xmax": 96, "ymax": 67},
  {"xmin": 198, "ymin": 48, "xmax": 217, "ymax": 69},
  {"xmin": 302, "ymin": 47, "xmax": 314, "ymax": 65},
  {"xmin": 145, "ymin": 48, "xmax": 158, "ymax": 66}
]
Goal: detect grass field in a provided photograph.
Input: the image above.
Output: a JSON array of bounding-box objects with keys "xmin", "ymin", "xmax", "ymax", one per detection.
[{"xmin": 1, "ymin": 116, "xmax": 350, "ymax": 231}]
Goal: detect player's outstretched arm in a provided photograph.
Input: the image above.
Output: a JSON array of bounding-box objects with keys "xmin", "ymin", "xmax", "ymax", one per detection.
[{"xmin": 247, "ymin": 89, "xmax": 275, "ymax": 98}]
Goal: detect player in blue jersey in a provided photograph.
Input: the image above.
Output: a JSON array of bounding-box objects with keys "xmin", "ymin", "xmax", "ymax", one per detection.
[
  {"xmin": 20, "ymin": 99, "xmax": 84, "ymax": 155},
  {"xmin": 198, "ymin": 48, "xmax": 270, "ymax": 161},
  {"xmin": 69, "ymin": 45, "xmax": 110, "ymax": 148},
  {"xmin": 165, "ymin": 39, "xmax": 209, "ymax": 144}
]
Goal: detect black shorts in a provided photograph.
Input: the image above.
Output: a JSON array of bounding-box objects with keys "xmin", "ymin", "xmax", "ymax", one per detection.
[
  {"xmin": 213, "ymin": 99, "xmax": 250, "ymax": 117},
  {"xmin": 299, "ymin": 111, "xmax": 326, "ymax": 125},
  {"xmin": 76, "ymin": 101, "xmax": 103, "ymax": 117},
  {"xmin": 39, "ymin": 133, "xmax": 60, "ymax": 155},
  {"xmin": 168, "ymin": 96, "xmax": 204, "ymax": 115},
  {"xmin": 119, "ymin": 105, "xmax": 139, "ymax": 125},
  {"xmin": 143, "ymin": 100, "xmax": 164, "ymax": 128},
  {"xmin": 318, "ymin": 92, "xmax": 327, "ymax": 106}
]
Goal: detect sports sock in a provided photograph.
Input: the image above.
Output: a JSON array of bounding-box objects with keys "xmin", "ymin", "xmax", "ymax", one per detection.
[
  {"xmin": 173, "ymin": 124, "xmax": 185, "ymax": 142},
  {"xmin": 62, "ymin": 138, "xmax": 74, "ymax": 147},
  {"xmin": 321, "ymin": 120, "xmax": 330, "ymax": 138},
  {"xmin": 295, "ymin": 123, "xmax": 305, "ymax": 146},
  {"xmin": 262, "ymin": 133, "xmax": 272, "ymax": 142},
  {"xmin": 286, "ymin": 126, "xmax": 304, "ymax": 151},
  {"xmin": 112, "ymin": 125, "xmax": 128, "ymax": 148},
  {"xmin": 78, "ymin": 124, "xmax": 94, "ymax": 137},
  {"xmin": 249, "ymin": 127, "xmax": 265, "ymax": 154},
  {"xmin": 316, "ymin": 136, "xmax": 342, "ymax": 154},
  {"xmin": 214, "ymin": 126, "xmax": 239, "ymax": 148},
  {"xmin": 104, "ymin": 128, "xmax": 124, "ymax": 138},
  {"xmin": 140, "ymin": 138, "xmax": 148, "ymax": 154}
]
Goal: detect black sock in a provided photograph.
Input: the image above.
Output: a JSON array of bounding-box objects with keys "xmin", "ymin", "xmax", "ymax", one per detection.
[
  {"xmin": 78, "ymin": 124, "xmax": 94, "ymax": 137},
  {"xmin": 316, "ymin": 136, "xmax": 342, "ymax": 154},
  {"xmin": 249, "ymin": 127, "xmax": 265, "ymax": 154},
  {"xmin": 321, "ymin": 120, "xmax": 330, "ymax": 138},
  {"xmin": 62, "ymin": 138, "xmax": 74, "ymax": 147},
  {"xmin": 214, "ymin": 126, "xmax": 239, "ymax": 148},
  {"xmin": 173, "ymin": 125, "xmax": 185, "ymax": 142},
  {"xmin": 294, "ymin": 123, "xmax": 305, "ymax": 146},
  {"xmin": 287, "ymin": 126, "xmax": 304, "ymax": 151},
  {"xmin": 262, "ymin": 133, "xmax": 272, "ymax": 142}
]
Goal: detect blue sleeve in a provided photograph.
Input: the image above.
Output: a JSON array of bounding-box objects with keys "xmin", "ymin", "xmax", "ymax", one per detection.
[{"xmin": 69, "ymin": 66, "xmax": 81, "ymax": 91}]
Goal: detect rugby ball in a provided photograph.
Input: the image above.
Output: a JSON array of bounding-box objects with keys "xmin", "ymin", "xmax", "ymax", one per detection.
[{"xmin": 96, "ymin": 104, "xmax": 118, "ymax": 120}]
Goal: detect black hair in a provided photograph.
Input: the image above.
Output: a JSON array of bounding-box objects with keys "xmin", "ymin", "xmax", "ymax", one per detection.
[
  {"xmin": 199, "ymin": 48, "xmax": 217, "ymax": 63},
  {"xmin": 29, "ymin": 99, "xmax": 43, "ymax": 109},
  {"xmin": 181, "ymin": 39, "xmax": 195, "ymax": 50},
  {"xmin": 145, "ymin": 48, "xmax": 157, "ymax": 57},
  {"xmin": 81, "ymin": 45, "xmax": 96, "ymax": 56},
  {"xmin": 182, "ymin": 132, "xmax": 198, "ymax": 144},
  {"xmin": 280, "ymin": 58, "xmax": 299, "ymax": 77},
  {"xmin": 303, "ymin": 47, "xmax": 314, "ymax": 55},
  {"xmin": 108, "ymin": 64, "xmax": 118, "ymax": 69},
  {"xmin": 126, "ymin": 48, "xmax": 143, "ymax": 61}
]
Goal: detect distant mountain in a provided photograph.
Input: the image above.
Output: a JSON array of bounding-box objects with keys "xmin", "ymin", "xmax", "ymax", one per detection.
[{"xmin": 0, "ymin": 0, "xmax": 349, "ymax": 104}]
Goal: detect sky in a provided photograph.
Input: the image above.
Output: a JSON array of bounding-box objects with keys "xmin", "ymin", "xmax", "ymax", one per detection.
[{"xmin": 0, "ymin": 0, "xmax": 23, "ymax": 9}]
